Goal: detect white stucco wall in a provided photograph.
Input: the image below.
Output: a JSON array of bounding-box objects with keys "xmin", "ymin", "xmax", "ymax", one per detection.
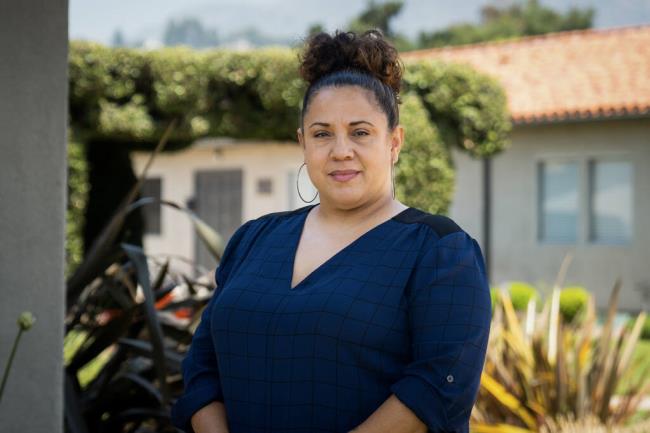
[
  {"xmin": 131, "ymin": 140, "xmax": 308, "ymax": 276},
  {"xmin": 449, "ymin": 149, "xmax": 485, "ymax": 245}
]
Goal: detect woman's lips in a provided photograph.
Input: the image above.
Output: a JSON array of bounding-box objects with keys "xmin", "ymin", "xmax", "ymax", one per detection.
[{"xmin": 330, "ymin": 171, "xmax": 360, "ymax": 182}]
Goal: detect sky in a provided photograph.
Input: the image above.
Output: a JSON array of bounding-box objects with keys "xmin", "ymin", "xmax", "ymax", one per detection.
[{"xmin": 69, "ymin": 0, "xmax": 650, "ymax": 46}]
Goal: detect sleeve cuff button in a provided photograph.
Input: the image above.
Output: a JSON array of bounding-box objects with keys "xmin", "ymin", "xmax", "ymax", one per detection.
[{"xmin": 446, "ymin": 374, "xmax": 454, "ymax": 383}]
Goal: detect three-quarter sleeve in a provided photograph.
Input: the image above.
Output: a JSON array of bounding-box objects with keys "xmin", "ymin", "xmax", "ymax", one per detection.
[
  {"xmin": 389, "ymin": 229, "xmax": 492, "ymax": 433},
  {"xmin": 170, "ymin": 219, "xmax": 255, "ymax": 433}
]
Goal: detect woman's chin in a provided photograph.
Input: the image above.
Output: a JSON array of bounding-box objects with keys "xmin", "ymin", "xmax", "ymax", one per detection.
[{"xmin": 325, "ymin": 190, "xmax": 366, "ymax": 206}]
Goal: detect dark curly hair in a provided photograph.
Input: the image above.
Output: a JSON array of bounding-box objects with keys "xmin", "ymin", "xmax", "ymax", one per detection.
[{"xmin": 297, "ymin": 29, "xmax": 404, "ymax": 131}]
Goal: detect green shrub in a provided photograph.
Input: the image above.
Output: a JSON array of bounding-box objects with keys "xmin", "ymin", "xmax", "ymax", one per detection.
[
  {"xmin": 559, "ymin": 286, "xmax": 590, "ymax": 323},
  {"xmin": 69, "ymin": 41, "xmax": 512, "ymax": 153},
  {"xmin": 65, "ymin": 129, "xmax": 88, "ymax": 278},
  {"xmin": 395, "ymin": 92, "xmax": 453, "ymax": 214},
  {"xmin": 508, "ymin": 281, "xmax": 539, "ymax": 311}
]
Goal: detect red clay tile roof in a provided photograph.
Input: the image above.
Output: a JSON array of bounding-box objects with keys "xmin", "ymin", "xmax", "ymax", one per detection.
[{"xmin": 401, "ymin": 25, "xmax": 650, "ymax": 125}]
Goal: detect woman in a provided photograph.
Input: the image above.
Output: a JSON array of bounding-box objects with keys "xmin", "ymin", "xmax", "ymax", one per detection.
[{"xmin": 171, "ymin": 29, "xmax": 492, "ymax": 433}]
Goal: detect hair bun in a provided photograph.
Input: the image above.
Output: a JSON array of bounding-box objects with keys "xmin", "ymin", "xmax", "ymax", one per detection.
[{"xmin": 298, "ymin": 29, "xmax": 403, "ymax": 98}]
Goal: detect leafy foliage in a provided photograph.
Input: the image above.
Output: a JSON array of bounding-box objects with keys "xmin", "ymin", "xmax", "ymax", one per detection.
[
  {"xmin": 418, "ymin": 0, "xmax": 594, "ymax": 49},
  {"xmin": 402, "ymin": 58, "xmax": 512, "ymax": 158},
  {"xmin": 473, "ymin": 256, "xmax": 649, "ymax": 432},
  {"xmin": 68, "ymin": 40, "xmax": 510, "ymax": 154},
  {"xmin": 394, "ymin": 92, "xmax": 453, "ymax": 214},
  {"xmin": 347, "ymin": 0, "xmax": 404, "ymax": 38},
  {"xmin": 560, "ymin": 286, "xmax": 590, "ymax": 323},
  {"xmin": 508, "ymin": 281, "xmax": 540, "ymax": 311},
  {"xmin": 64, "ymin": 130, "xmax": 229, "ymax": 433},
  {"xmin": 66, "ymin": 129, "xmax": 89, "ymax": 278}
]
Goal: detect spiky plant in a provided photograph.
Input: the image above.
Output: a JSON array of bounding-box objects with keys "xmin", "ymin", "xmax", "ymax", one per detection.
[
  {"xmin": 470, "ymin": 253, "xmax": 649, "ymax": 433},
  {"xmin": 64, "ymin": 121, "xmax": 231, "ymax": 433}
]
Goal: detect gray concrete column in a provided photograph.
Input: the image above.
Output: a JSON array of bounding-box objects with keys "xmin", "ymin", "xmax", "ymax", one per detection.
[{"xmin": 0, "ymin": 1, "xmax": 68, "ymax": 432}]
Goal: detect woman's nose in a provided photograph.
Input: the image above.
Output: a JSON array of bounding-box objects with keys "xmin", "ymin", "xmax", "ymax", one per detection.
[{"xmin": 330, "ymin": 135, "xmax": 354, "ymax": 159}]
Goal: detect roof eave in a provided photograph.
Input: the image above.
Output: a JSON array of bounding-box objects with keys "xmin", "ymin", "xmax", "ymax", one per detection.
[{"xmin": 512, "ymin": 108, "xmax": 650, "ymax": 126}]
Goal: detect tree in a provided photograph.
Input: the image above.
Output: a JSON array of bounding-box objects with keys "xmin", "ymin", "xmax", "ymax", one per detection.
[
  {"xmin": 347, "ymin": 0, "xmax": 403, "ymax": 38},
  {"xmin": 346, "ymin": 0, "xmax": 416, "ymax": 51},
  {"xmin": 111, "ymin": 29, "xmax": 126, "ymax": 47},
  {"xmin": 417, "ymin": 0, "xmax": 594, "ymax": 49},
  {"xmin": 307, "ymin": 23, "xmax": 325, "ymax": 37},
  {"xmin": 162, "ymin": 17, "xmax": 219, "ymax": 48}
]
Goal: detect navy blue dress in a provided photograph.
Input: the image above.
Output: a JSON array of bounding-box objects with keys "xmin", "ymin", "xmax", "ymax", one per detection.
[{"xmin": 171, "ymin": 203, "xmax": 492, "ymax": 433}]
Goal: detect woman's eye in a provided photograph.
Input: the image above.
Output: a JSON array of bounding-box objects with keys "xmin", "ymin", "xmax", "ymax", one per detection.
[
  {"xmin": 314, "ymin": 132, "xmax": 328, "ymax": 138},
  {"xmin": 354, "ymin": 130, "xmax": 369, "ymax": 136}
]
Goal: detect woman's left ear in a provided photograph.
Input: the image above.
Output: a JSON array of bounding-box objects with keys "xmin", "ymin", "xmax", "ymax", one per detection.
[
  {"xmin": 391, "ymin": 125, "xmax": 404, "ymax": 162},
  {"xmin": 297, "ymin": 127, "xmax": 305, "ymax": 150}
]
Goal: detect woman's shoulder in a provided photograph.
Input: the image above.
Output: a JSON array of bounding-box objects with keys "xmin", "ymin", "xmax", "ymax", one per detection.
[
  {"xmin": 393, "ymin": 206, "xmax": 470, "ymax": 242},
  {"xmin": 400, "ymin": 208, "xmax": 488, "ymax": 286},
  {"xmin": 231, "ymin": 204, "xmax": 312, "ymax": 245}
]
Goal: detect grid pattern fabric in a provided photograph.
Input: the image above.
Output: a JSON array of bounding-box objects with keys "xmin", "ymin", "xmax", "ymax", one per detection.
[{"xmin": 171, "ymin": 203, "xmax": 492, "ymax": 433}]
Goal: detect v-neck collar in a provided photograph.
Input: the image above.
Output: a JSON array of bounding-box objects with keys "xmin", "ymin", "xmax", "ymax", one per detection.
[{"xmin": 288, "ymin": 203, "xmax": 412, "ymax": 290}]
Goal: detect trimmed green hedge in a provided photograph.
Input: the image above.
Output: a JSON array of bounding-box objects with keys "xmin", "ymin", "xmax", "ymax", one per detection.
[
  {"xmin": 65, "ymin": 128, "xmax": 88, "ymax": 278},
  {"xmin": 508, "ymin": 281, "xmax": 540, "ymax": 311},
  {"xmin": 559, "ymin": 286, "xmax": 590, "ymax": 323},
  {"xmin": 489, "ymin": 282, "xmax": 541, "ymax": 314},
  {"xmin": 395, "ymin": 92, "xmax": 453, "ymax": 214},
  {"xmin": 490, "ymin": 283, "xmax": 592, "ymax": 324},
  {"xmin": 401, "ymin": 59, "xmax": 511, "ymax": 158},
  {"xmin": 69, "ymin": 41, "xmax": 511, "ymax": 152},
  {"xmin": 67, "ymin": 41, "xmax": 511, "ymax": 273}
]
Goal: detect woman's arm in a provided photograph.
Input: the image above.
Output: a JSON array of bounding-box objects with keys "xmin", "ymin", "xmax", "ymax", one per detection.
[
  {"xmin": 170, "ymin": 219, "xmax": 256, "ymax": 433},
  {"xmin": 191, "ymin": 401, "xmax": 229, "ymax": 433},
  {"xmin": 348, "ymin": 394, "xmax": 427, "ymax": 433},
  {"xmin": 352, "ymin": 229, "xmax": 492, "ymax": 433}
]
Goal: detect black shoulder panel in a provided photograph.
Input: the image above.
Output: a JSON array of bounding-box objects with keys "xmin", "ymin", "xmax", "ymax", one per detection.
[{"xmin": 394, "ymin": 207, "xmax": 463, "ymax": 238}]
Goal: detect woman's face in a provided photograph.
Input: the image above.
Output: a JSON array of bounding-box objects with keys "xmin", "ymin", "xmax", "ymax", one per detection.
[{"xmin": 297, "ymin": 85, "xmax": 404, "ymax": 208}]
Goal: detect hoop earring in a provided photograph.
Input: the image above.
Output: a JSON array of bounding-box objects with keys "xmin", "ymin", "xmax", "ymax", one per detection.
[
  {"xmin": 391, "ymin": 158, "xmax": 396, "ymax": 200},
  {"xmin": 296, "ymin": 162, "xmax": 319, "ymax": 203}
]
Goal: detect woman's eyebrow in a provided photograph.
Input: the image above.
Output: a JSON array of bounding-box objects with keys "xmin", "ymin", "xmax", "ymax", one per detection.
[
  {"xmin": 309, "ymin": 120, "xmax": 374, "ymax": 128},
  {"xmin": 349, "ymin": 120, "xmax": 374, "ymax": 127},
  {"xmin": 309, "ymin": 122, "xmax": 330, "ymax": 128}
]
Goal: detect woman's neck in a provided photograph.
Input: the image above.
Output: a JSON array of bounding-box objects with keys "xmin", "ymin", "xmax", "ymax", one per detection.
[{"xmin": 312, "ymin": 196, "xmax": 408, "ymax": 232}]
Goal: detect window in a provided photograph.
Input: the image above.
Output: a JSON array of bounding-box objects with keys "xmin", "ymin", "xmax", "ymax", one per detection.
[
  {"xmin": 588, "ymin": 160, "xmax": 633, "ymax": 244},
  {"xmin": 536, "ymin": 157, "xmax": 633, "ymax": 245},
  {"xmin": 141, "ymin": 177, "xmax": 162, "ymax": 235},
  {"xmin": 538, "ymin": 161, "xmax": 579, "ymax": 243},
  {"xmin": 257, "ymin": 177, "xmax": 273, "ymax": 194}
]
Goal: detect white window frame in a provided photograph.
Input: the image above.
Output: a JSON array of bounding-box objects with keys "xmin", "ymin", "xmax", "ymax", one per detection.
[
  {"xmin": 587, "ymin": 156, "xmax": 634, "ymax": 245},
  {"xmin": 536, "ymin": 157, "xmax": 582, "ymax": 244},
  {"xmin": 534, "ymin": 151, "xmax": 634, "ymax": 246}
]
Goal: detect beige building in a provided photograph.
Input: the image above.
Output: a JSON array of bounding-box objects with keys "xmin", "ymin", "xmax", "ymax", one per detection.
[
  {"xmin": 132, "ymin": 25, "xmax": 650, "ymax": 312},
  {"xmin": 132, "ymin": 139, "xmax": 309, "ymax": 278}
]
